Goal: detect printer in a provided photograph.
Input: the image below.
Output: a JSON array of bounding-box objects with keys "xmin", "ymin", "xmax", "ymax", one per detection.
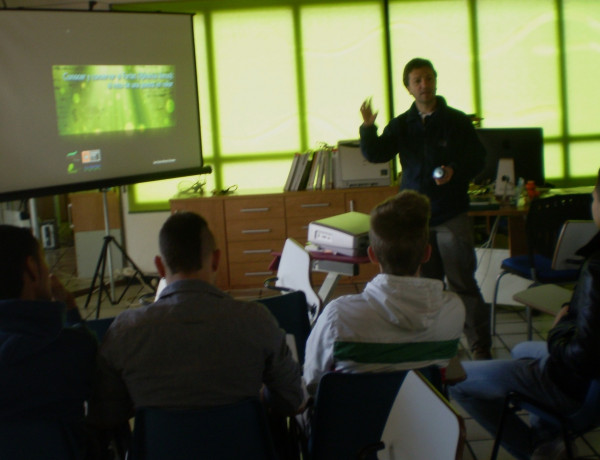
[{"xmin": 307, "ymin": 211, "xmax": 370, "ymax": 257}]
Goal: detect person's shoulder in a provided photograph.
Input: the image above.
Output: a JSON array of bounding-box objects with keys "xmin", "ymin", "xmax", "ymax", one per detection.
[
  {"xmin": 441, "ymin": 290, "xmax": 466, "ymax": 316},
  {"xmin": 323, "ymin": 293, "xmax": 364, "ymax": 314},
  {"xmin": 59, "ymin": 324, "xmax": 98, "ymax": 355}
]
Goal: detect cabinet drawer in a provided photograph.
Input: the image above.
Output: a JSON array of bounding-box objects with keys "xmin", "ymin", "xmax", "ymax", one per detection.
[
  {"xmin": 286, "ymin": 215, "xmax": 313, "ymax": 243},
  {"xmin": 225, "ymin": 196, "xmax": 284, "ymax": 221},
  {"xmin": 285, "ymin": 194, "xmax": 345, "ymax": 218},
  {"xmin": 229, "ymin": 261, "xmax": 276, "ymax": 288},
  {"xmin": 228, "ymin": 239, "xmax": 285, "ymax": 264},
  {"xmin": 226, "ymin": 217, "xmax": 286, "ymax": 242}
]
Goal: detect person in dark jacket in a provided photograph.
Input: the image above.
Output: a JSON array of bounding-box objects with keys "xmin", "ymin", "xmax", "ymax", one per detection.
[
  {"xmin": 449, "ymin": 168, "xmax": 600, "ymax": 459},
  {"xmin": 359, "ymin": 57, "xmax": 491, "ymax": 359},
  {"xmin": 0, "ymin": 225, "xmax": 97, "ymax": 457}
]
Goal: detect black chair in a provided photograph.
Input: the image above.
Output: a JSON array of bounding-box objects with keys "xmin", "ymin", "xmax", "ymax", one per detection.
[
  {"xmin": 491, "ymin": 379, "xmax": 600, "ymax": 459},
  {"xmin": 131, "ymin": 398, "xmax": 277, "ymax": 460},
  {"xmin": 257, "ymin": 290, "xmax": 312, "ymax": 365},
  {"xmin": 0, "ymin": 419, "xmax": 85, "ymax": 460},
  {"xmin": 86, "ymin": 317, "xmax": 115, "ymax": 343},
  {"xmin": 308, "ymin": 370, "xmax": 409, "ymax": 460},
  {"xmin": 491, "ymin": 193, "xmax": 592, "ymax": 335}
]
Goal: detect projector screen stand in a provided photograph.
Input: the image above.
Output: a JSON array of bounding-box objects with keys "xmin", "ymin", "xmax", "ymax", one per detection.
[{"xmin": 83, "ymin": 188, "xmax": 155, "ymax": 319}]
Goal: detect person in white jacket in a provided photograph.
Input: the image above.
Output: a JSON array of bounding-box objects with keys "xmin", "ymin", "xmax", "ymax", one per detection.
[{"xmin": 303, "ymin": 190, "xmax": 465, "ymax": 394}]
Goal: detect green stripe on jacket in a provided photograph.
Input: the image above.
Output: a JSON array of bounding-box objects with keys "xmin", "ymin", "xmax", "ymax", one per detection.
[{"xmin": 333, "ymin": 339, "xmax": 459, "ymax": 363}]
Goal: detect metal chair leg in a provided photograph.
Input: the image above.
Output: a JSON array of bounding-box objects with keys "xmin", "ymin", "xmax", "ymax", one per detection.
[{"xmin": 491, "ymin": 270, "xmax": 509, "ymax": 336}]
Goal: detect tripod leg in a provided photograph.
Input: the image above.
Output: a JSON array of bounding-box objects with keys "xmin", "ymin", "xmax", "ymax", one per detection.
[
  {"xmin": 83, "ymin": 236, "xmax": 116, "ymax": 319},
  {"xmin": 84, "ymin": 236, "xmax": 111, "ymax": 310},
  {"xmin": 108, "ymin": 237, "xmax": 157, "ymax": 304}
]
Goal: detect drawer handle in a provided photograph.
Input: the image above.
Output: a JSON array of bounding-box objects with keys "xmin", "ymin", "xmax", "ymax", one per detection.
[
  {"xmin": 240, "ymin": 207, "xmax": 269, "ymax": 213},
  {"xmin": 244, "ymin": 271, "xmax": 273, "ymax": 276},
  {"xmin": 243, "ymin": 249, "xmax": 272, "ymax": 254},
  {"xmin": 300, "ymin": 203, "xmax": 330, "ymax": 208},
  {"xmin": 242, "ymin": 229, "xmax": 271, "ymax": 234}
]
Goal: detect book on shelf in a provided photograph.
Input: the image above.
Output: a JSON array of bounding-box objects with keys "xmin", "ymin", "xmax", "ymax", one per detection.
[
  {"xmin": 290, "ymin": 152, "xmax": 309, "ymax": 191},
  {"xmin": 305, "ymin": 150, "xmax": 320, "ymax": 191},
  {"xmin": 315, "ymin": 148, "xmax": 327, "ymax": 190},
  {"xmin": 284, "ymin": 153, "xmax": 301, "ymax": 192},
  {"xmin": 323, "ymin": 148, "xmax": 333, "ymax": 189},
  {"xmin": 297, "ymin": 154, "xmax": 314, "ymax": 191}
]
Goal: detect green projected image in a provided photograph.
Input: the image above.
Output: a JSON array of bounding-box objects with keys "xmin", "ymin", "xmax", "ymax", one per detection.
[{"xmin": 52, "ymin": 64, "xmax": 176, "ymax": 136}]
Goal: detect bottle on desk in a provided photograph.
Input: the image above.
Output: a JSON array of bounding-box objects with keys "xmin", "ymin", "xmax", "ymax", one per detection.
[{"xmin": 526, "ymin": 180, "xmax": 540, "ymax": 202}]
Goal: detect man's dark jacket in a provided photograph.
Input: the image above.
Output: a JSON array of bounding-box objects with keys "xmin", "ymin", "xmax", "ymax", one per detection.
[
  {"xmin": 546, "ymin": 232, "xmax": 600, "ymax": 401},
  {"xmin": 360, "ymin": 96, "xmax": 486, "ymax": 226},
  {"xmin": 0, "ymin": 300, "xmax": 97, "ymax": 422}
]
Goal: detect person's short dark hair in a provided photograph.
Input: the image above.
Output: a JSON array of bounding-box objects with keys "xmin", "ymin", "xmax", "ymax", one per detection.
[
  {"xmin": 159, "ymin": 212, "xmax": 216, "ymax": 275},
  {"xmin": 403, "ymin": 58, "xmax": 437, "ymax": 88},
  {"xmin": 369, "ymin": 191, "xmax": 430, "ymax": 276},
  {"xmin": 0, "ymin": 225, "xmax": 40, "ymax": 300},
  {"xmin": 596, "ymin": 167, "xmax": 600, "ymax": 195}
]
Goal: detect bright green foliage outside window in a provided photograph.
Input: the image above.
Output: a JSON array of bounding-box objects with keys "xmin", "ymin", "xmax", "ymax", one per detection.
[
  {"xmin": 212, "ymin": 9, "xmax": 301, "ymax": 155},
  {"xmin": 478, "ymin": 0, "xmax": 560, "ymax": 134},
  {"xmin": 389, "ymin": 0, "xmax": 475, "ymax": 115},
  {"xmin": 564, "ymin": 2, "xmax": 600, "ymax": 136},
  {"xmin": 570, "ymin": 142, "xmax": 600, "ymax": 178},
  {"xmin": 301, "ymin": 3, "xmax": 388, "ymax": 145}
]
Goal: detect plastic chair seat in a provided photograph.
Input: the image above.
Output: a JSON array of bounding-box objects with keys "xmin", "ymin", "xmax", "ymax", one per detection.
[
  {"xmin": 501, "ymin": 254, "xmax": 580, "ymax": 283},
  {"xmin": 492, "ymin": 380, "xmax": 600, "ymax": 459}
]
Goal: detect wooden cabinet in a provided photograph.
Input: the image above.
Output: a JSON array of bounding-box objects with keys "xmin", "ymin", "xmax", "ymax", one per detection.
[
  {"xmin": 224, "ymin": 196, "xmax": 286, "ymax": 287},
  {"xmin": 284, "ymin": 191, "xmax": 346, "ymax": 243},
  {"xmin": 169, "ymin": 186, "xmax": 397, "ymax": 290}
]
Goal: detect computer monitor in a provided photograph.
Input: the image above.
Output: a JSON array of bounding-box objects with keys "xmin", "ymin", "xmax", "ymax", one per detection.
[{"xmin": 473, "ymin": 127, "xmax": 544, "ymax": 186}]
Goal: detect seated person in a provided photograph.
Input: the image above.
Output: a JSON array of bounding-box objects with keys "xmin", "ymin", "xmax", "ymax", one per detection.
[
  {"xmin": 303, "ymin": 190, "xmax": 465, "ymax": 394},
  {"xmin": 88, "ymin": 212, "xmax": 304, "ymax": 427},
  {"xmin": 0, "ymin": 225, "xmax": 97, "ymax": 456},
  {"xmin": 449, "ymin": 167, "xmax": 600, "ymax": 460}
]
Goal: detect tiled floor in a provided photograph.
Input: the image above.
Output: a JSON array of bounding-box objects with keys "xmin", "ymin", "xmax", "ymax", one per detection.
[{"xmin": 45, "ymin": 246, "xmax": 600, "ymax": 459}]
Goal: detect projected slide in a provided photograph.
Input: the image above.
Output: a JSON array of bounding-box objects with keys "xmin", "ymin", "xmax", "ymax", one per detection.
[{"xmin": 52, "ymin": 64, "xmax": 176, "ymax": 136}]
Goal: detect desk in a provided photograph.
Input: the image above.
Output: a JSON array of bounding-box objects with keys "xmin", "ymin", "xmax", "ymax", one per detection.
[
  {"xmin": 513, "ymin": 284, "xmax": 573, "ymax": 340},
  {"xmin": 269, "ymin": 250, "xmax": 372, "ymax": 307},
  {"xmin": 308, "ymin": 251, "xmax": 371, "ymax": 305},
  {"xmin": 469, "ymin": 205, "xmax": 528, "ymax": 256}
]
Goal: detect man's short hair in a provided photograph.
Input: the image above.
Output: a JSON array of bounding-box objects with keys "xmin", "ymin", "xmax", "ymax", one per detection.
[
  {"xmin": 403, "ymin": 58, "xmax": 437, "ymax": 88},
  {"xmin": 0, "ymin": 225, "xmax": 40, "ymax": 300},
  {"xmin": 369, "ymin": 191, "xmax": 430, "ymax": 276},
  {"xmin": 159, "ymin": 212, "xmax": 216, "ymax": 275}
]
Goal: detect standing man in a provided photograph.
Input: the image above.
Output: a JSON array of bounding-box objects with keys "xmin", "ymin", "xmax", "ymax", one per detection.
[{"xmin": 359, "ymin": 57, "xmax": 490, "ymax": 359}]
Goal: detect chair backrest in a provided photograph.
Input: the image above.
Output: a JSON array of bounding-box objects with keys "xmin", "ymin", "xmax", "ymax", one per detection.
[
  {"xmin": 567, "ymin": 379, "xmax": 600, "ymax": 434},
  {"xmin": 552, "ymin": 220, "xmax": 598, "ymax": 270},
  {"xmin": 86, "ymin": 317, "xmax": 115, "ymax": 343},
  {"xmin": 309, "ymin": 370, "xmax": 409, "ymax": 460},
  {"xmin": 131, "ymin": 398, "xmax": 277, "ymax": 460},
  {"xmin": 527, "ymin": 193, "xmax": 592, "ymax": 262},
  {"xmin": 258, "ymin": 291, "xmax": 312, "ymax": 365},
  {"xmin": 378, "ymin": 370, "xmax": 466, "ymax": 460},
  {"xmin": 0, "ymin": 419, "xmax": 84, "ymax": 460},
  {"xmin": 274, "ymin": 238, "xmax": 322, "ymax": 323}
]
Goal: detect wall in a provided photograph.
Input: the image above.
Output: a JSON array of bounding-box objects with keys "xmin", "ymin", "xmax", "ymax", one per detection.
[{"xmin": 120, "ymin": 187, "xmax": 169, "ymax": 274}]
